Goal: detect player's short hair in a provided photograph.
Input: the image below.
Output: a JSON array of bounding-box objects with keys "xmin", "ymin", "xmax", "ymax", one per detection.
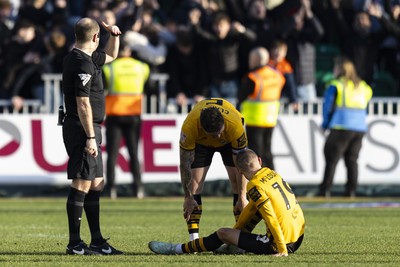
[
  {"xmin": 236, "ymin": 149, "xmax": 258, "ymax": 172},
  {"xmin": 200, "ymin": 107, "xmax": 224, "ymax": 133},
  {"xmin": 75, "ymin": 18, "xmax": 99, "ymax": 43}
]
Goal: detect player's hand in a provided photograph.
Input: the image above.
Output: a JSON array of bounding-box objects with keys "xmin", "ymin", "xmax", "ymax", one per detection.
[
  {"xmin": 86, "ymin": 139, "xmax": 98, "ymax": 157},
  {"xmin": 183, "ymin": 196, "xmax": 199, "ymax": 221},
  {"xmin": 234, "ymin": 197, "xmax": 248, "ymax": 213},
  {"xmin": 273, "ymin": 252, "xmax": 288, "ymax": 257},
  {"xmin": 101, "ymin": 21, "xmax": 122, "ymax": 36}
]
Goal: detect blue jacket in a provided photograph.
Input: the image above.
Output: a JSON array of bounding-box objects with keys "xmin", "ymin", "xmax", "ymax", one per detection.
[{"xmin": 322, "ymin": 79, "xmax": 373, "ymax": 132}]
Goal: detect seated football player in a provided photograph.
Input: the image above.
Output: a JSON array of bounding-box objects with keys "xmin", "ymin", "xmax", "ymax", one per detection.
[{"xmin": 149, "ymin": 149, "xmax": 305, "ymax": 256}]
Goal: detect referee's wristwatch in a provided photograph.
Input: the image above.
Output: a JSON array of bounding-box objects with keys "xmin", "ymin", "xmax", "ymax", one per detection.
[{"xmin": 87, "ymin": 136, "xmax": 96, "ymax": 139}]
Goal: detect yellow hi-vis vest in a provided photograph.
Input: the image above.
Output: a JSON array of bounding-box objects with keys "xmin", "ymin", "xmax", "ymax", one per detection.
[
  {"xmin": 103, "ymin": 57, "xmax": 150, "ymax": 116},
  {"xmin": 330, "ymin": 79, "xmax": 372, "ymax": 109},
  {"xmin": 240, "ymin": 66, "xmax": 285, "ymax": 127},
  {"xmin": 326, "ymin": 78, "xmax": 372, "ymax": 131}
]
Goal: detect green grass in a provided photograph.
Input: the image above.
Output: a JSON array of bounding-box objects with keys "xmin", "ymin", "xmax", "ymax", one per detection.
[{"xmin": 0, "ymin": 197, "xmax": 400, "ymax": 266}]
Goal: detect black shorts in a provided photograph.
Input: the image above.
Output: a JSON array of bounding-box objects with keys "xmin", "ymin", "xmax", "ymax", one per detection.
[
  {"xmin": 238, "ymin": 232, "xmax": 304, "ymax": 255},
  {"xmin": 62, "ymin": 117, "xmax": 103, "ymax": 180},
  {"xmin": 191, "ymin": 143, "xmax": 235, "ymax": 168}
]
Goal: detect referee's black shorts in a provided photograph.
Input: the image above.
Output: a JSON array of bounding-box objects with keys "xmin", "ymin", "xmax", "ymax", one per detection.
[
  {"xmin": 191, "ymin": 143, "xmax": 235, "ymax": 168},
  {"xmin": 62, "ymin": 117, "xmax": 103, "ymax": 180}
]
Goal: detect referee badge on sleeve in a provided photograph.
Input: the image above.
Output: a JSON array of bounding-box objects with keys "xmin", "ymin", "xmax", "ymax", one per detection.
[{"xmin": 78, "ymin": 73, "xmax": 92, "ymax": 86}]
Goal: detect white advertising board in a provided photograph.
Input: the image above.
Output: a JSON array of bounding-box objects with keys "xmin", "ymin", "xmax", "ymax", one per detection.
[{"xmin": 0, "ymin": 114, "xmax": 399, "ymax": 185}]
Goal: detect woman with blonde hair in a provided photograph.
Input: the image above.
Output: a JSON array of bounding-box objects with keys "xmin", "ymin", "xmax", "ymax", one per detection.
[
  {"xmin": 333, "ymin": 56, "xmax": 361, "ymax": 85},
  {"xmin": 318, "ymin": 56, "xmax": 373, "ymax": 198}
]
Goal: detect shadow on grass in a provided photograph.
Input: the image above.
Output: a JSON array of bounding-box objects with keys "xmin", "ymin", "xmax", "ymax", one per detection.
[{"xmin": 0, "ymin": 251, "xmax": 157, "ymax": 257}]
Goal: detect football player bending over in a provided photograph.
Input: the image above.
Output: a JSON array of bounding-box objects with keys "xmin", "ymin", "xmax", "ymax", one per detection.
[{"xmin": 149, "ymin": 149, "xmax": 305, "ymax": 256}]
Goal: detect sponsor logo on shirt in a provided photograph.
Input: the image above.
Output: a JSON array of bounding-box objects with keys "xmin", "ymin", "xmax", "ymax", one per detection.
[
  {"xmin": 248, "ymin": 186, "xmax": 262, "ymax": 202},
  {"xmin": 237, "ymin": 133, "xmax": 247, "ymax": 148}
]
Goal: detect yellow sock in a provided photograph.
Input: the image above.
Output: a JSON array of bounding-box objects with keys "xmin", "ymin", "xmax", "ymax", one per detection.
[
  {"xmin": 182, "ymin": 232, "xmax": 223, "ymax": 253},
  {"xmin": 187, "ymin": 194, "xmax": 202, "ymax": 236}
]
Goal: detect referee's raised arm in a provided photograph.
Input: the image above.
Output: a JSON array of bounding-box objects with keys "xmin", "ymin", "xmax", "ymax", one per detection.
[{"xmin": 101, "ymin": 21, "xmax": 121, "ymax": 64}]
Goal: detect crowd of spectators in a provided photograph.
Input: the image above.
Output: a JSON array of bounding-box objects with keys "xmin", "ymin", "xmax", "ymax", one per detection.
[{"xmin": 0, "ymin": 0, "xmax": 399, "ymax": 112}]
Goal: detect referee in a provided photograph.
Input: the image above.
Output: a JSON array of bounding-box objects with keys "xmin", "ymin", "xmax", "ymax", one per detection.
[{"xmin": 62, "ymin": 17, "xmax": 122, "ymax": 255}]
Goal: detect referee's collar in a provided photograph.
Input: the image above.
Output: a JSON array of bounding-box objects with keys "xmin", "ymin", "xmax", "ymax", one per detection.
[{"xmin": 73, "ymin": 47, "xmax": 92, "ymax": 57}]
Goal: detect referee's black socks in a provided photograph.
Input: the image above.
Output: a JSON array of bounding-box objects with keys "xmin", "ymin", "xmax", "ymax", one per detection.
[
  {"xmin": 84, "ymin": 190, "xmax": 104, "ymax": 245},
  {"xmin": 66, "ymin": 187, "xmax": 86, "ymax": 246}
]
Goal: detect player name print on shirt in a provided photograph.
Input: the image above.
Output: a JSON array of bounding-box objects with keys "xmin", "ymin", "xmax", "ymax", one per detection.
[{"xmin": 78, "ymin": 73, "xmax": 92, "ymax": 86}]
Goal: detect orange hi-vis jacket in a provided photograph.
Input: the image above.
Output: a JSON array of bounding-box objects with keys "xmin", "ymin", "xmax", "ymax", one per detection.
[
  {"xmin": 268, "ymin": 58, "xmax": 293, "ymax": 75},
  {"xmin": 103, "ymin": 57, "xmax": 150, "ymax": 116},
  {"xmin": 240, "ymin": 65, "xmax": 285, "ymax": 127}
]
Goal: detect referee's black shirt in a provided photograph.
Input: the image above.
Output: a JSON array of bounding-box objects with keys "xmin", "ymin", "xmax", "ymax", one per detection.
[{"xmin": 62, "ymin": 48, "xmax": 106, "ymax": 124}]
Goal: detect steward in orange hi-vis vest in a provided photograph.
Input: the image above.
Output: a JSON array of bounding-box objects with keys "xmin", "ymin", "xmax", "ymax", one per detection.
[
  {"xmin": 240, "ymin": 65, "xmax": 285, "ymax": 127},
  {"xmin": 103, "ymin": 56, "xmax": 150, "ymax": 116},
  {"xmin": 238, "ymin": 47, "xmax": 286, "ymax": 170},
  {"xmin": 103, "ymin": 44, "xmax": 150, "ymax": 199}
]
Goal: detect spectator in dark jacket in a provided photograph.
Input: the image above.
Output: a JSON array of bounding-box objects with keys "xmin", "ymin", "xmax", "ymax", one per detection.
[
  {"xmin": 17, "ymin": 0, "xmax": 51, "ymax": 32},
  {"xmin": 188, "ymin": 9, "xmax": 257, "ymax": 104},
  {"xmin": 164, "ymin": 27, "xmax": 208, "ymax": 111},
  {"xmin": 11, "ymin": 28, "xmax": 67, "ymax": 111},
  {"xmin": 0, "ymin": 0, "xmax": 13, "ymax": 57},
  {"xmin": 330, "ymin": 0, "xmax": 387, "ymax": 85},
  {"xmin": 367, "ymin": 0, "xmax": 400, "ymax": 95},
  {"xmin": 280, "ymin": 0, "xmax": 325, "ymax": 101},
  {"xmin": 0, "ymin": 19, "xmax": 38, "ymax": 105},
  {"xmin": 240, "ymin": 0, "xmax": 279, "ymax": 77}
]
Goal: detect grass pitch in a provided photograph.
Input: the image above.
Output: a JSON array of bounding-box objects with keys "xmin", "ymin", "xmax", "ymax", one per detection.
[{"xmin": 0, "ymin": 197, "xmax": 399, "ymax": 266}]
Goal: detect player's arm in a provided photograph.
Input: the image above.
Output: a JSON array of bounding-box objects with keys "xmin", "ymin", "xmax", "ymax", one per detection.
[
  {"xmin": 77, "ymin": 96, "xmax": 97, "ymax": 157},
  {"xmin": 231, "ymin": 125, "xmax": 249, "ymax": 211},
  {"xmin": 233, "ymin": 200, "xmax": 257, "ymax": 230},
  {"xmin": 258, "ymin": 200, "xmax": 287, "ymax": 254},
  {"xmin": 180, "ymin": 147, "xmax": 198, "ymax": 221},
  {"xmin": 232, "ymin": 153, "xmax": 248, "ymax": 210},
  {"xmin": 249, "ymin": 185, "xmax": 288, "ymax": 254},
  {"xmin": 180, "ymin": 148, "xmax": 195, "ymax": 198},
  {"xmin": 101, "ymin": 21, "xmax": 121, "ymax": 64}
]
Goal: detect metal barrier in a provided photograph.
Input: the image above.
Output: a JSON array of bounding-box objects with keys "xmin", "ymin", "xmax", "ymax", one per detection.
[
  {"xmin": 41, "ymin": 73, "xmax": 171, "ymax": 115},
  {"xmin": 142, "ymin": 73, "xmax": 170, "ymax": 114},
  {"xmin": 0, "ymin": 73, "xmax": 399, "ymax": 116},
  {"xmin": 42, "ymin": 73, "xmax": 62, "ymax": 113},
  {"xmin": 0, "ymin": 99, "xmax": 42, "ymax": 114}
]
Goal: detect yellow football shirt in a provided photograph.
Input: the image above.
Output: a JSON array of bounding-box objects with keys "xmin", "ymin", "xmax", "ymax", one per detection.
[
  {"xmin": 180, "ymin": 98, "xmax": 247, "ymax": 152},
  {"xmin": 235, "ymin": 167, "xmax": 305, "ymax": 254}
]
